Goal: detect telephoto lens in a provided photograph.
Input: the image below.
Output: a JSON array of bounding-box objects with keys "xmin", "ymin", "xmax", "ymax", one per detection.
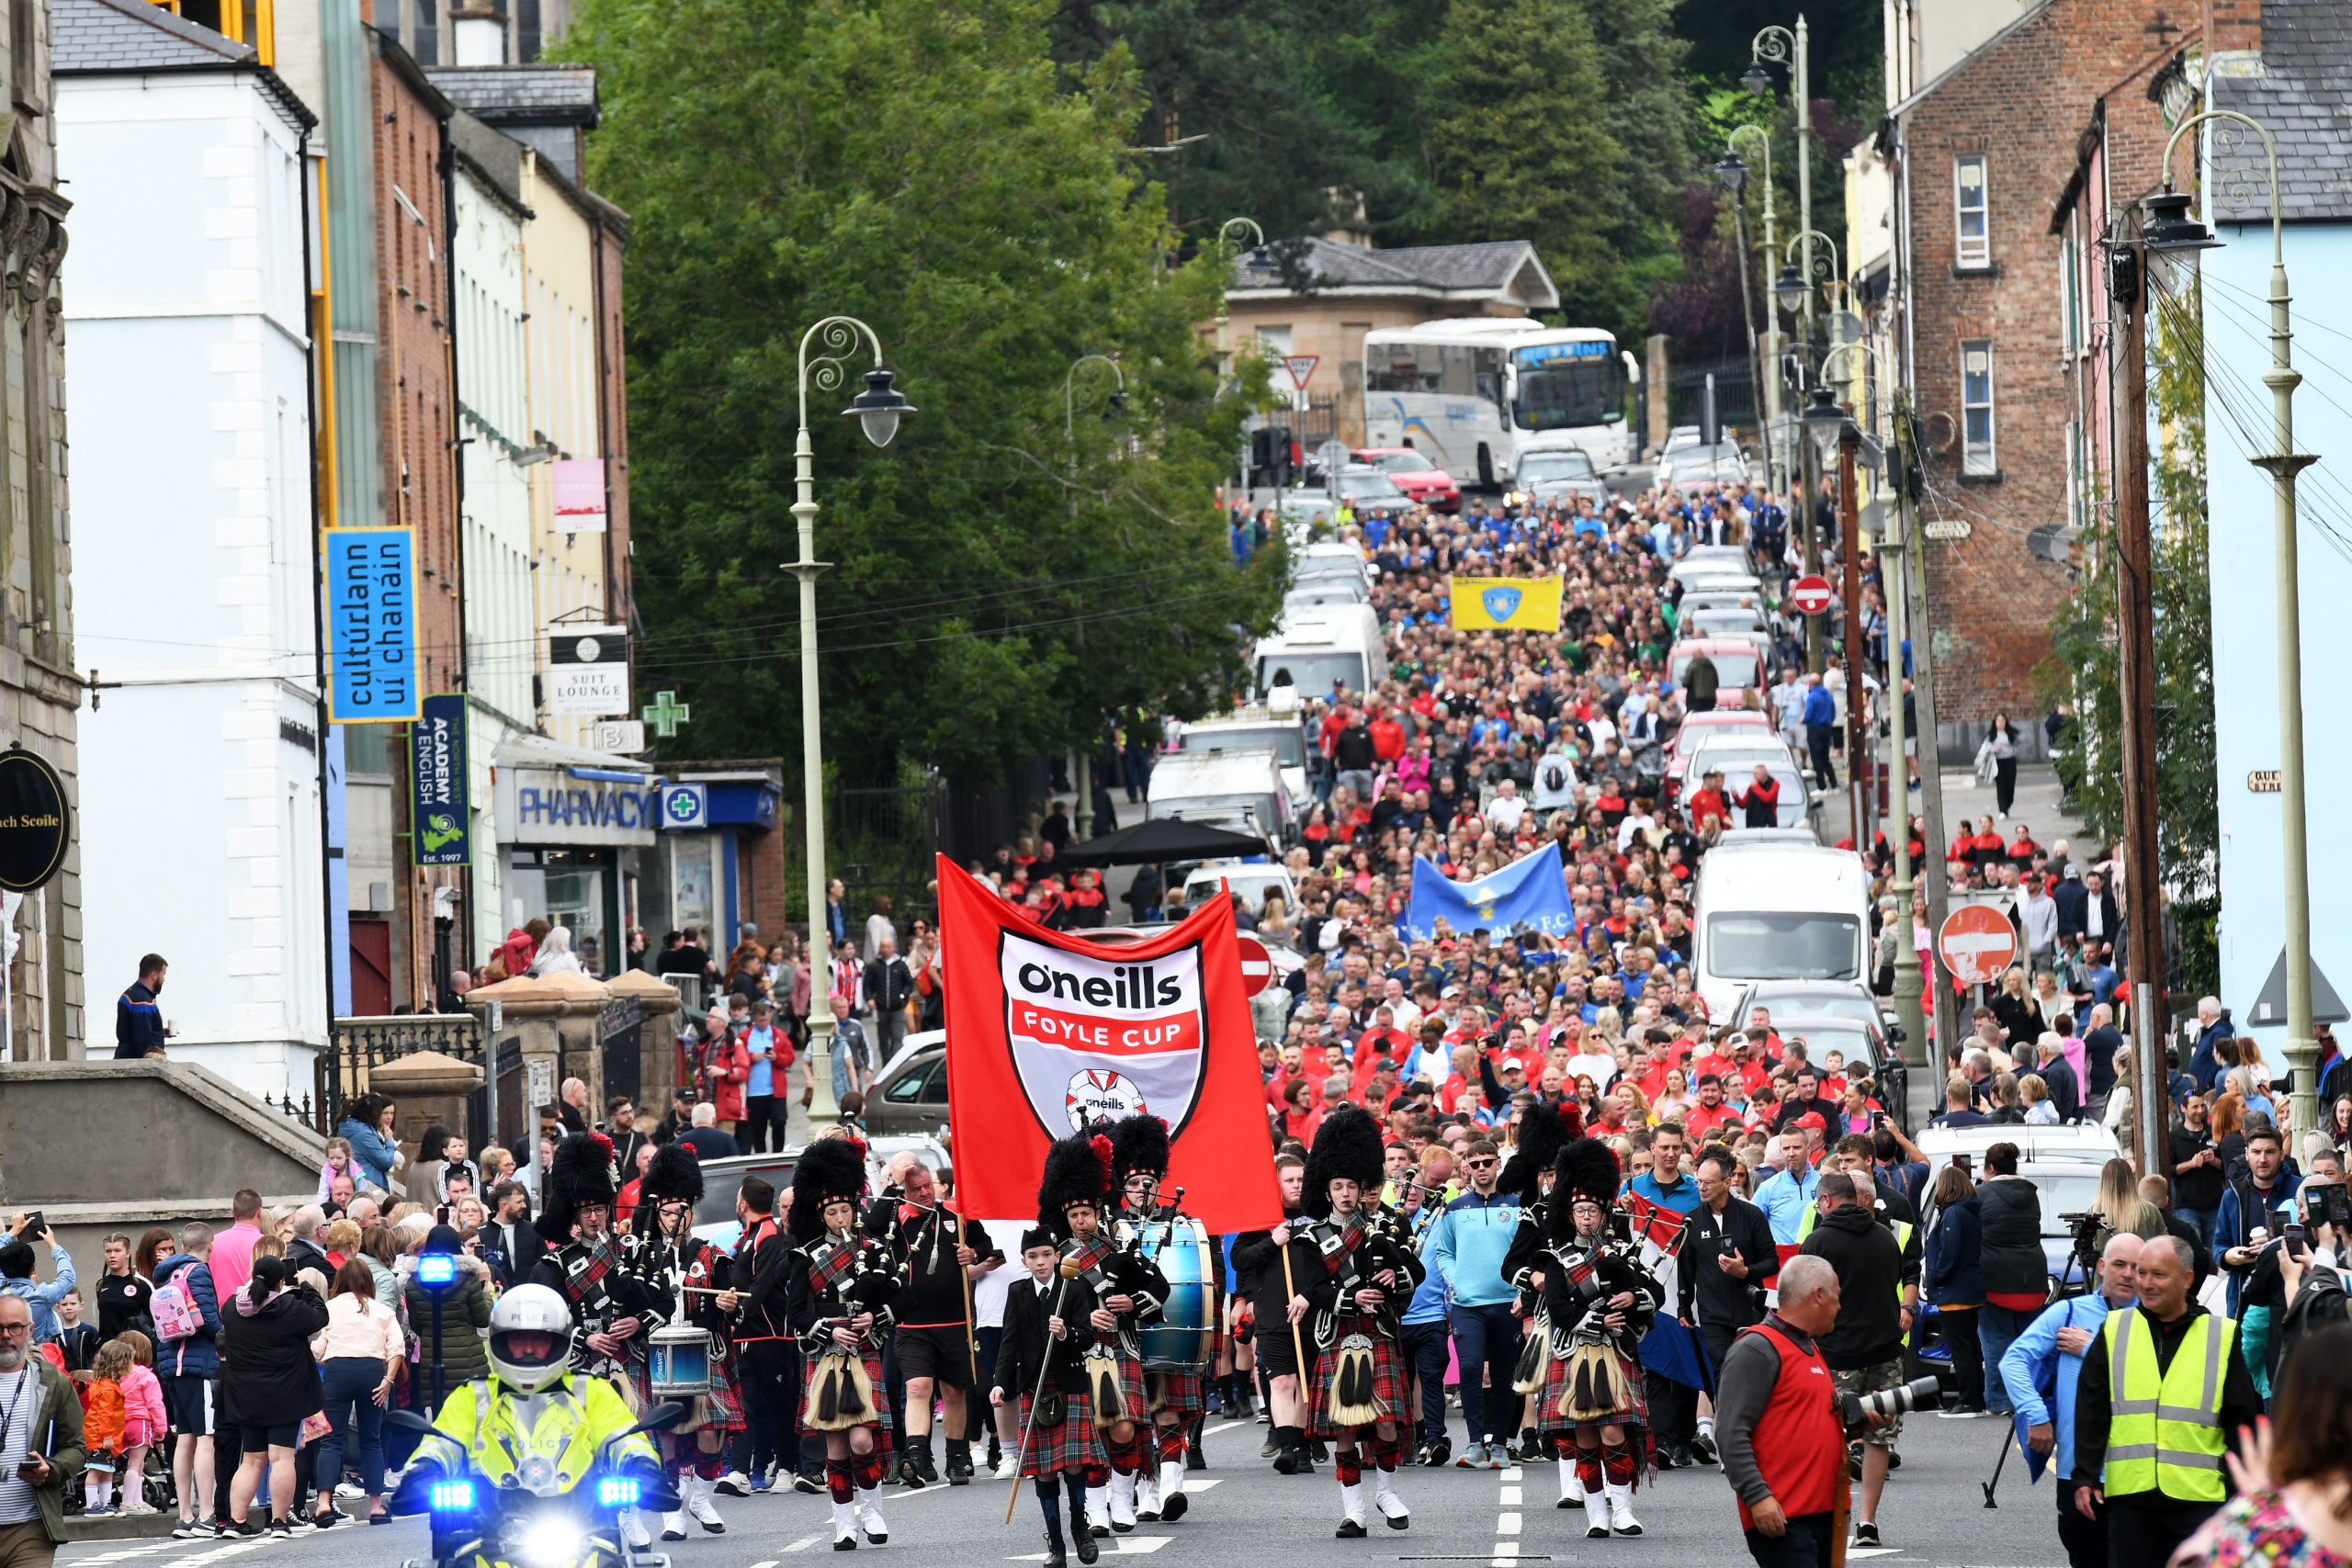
[{"xmin": 1846, "ymin": 1375, "xmax": 1945, "ymax": 1424}]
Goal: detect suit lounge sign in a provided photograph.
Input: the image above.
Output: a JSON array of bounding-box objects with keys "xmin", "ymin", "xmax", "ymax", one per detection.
[{"xmin": 0, "ymin": 747, "xmax": 68, "ymax": 891}]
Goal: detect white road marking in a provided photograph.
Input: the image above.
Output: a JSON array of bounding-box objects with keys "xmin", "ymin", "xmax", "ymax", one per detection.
[
  {"xmin": 1173, "ymin": 1478, "xmax": 1222, "ymax": 1492},
  {"xmin": 749, "ymin": 1558, "xmax": 783, "ymax": 1566},
  {"xmin": 1498, "ymin": 1485, "xmax": 1521, "ymax": 1506},
  {"xmin": 1495, "ymin": 1512, "xmax": 1521, "ymax": 1535},
  {"xmin": 1500, "ymin": 1466, "xmax": 1523, "ymax": 1482},
  {"xmin": 1201, "ymin": 1420, "xmax": 1244, "ymax": 1437},
  {"xmin": 782, "ymin": 1534, "xmax": 825, "ymax": 1552},
  {"xmin": 1008, "ymin": 1538, "xmax": 1171, "ymax": 1562}
]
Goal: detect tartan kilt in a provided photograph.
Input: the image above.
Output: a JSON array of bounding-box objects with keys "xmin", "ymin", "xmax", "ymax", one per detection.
[
  {"xmin": 799, "ymin": 1348, "xmax": 894, "ymax": 1453},
  {"xmin": 1534, "ymin": 1342, "xmax": 1647, "ymax": 1433},
  {"xmin": 1085, "ymin": 1349, "xmax": 1151, "ymax": 1429},
  {"xmin": 1019, "ymin": 1389, "xmax": 1106, "ymax": 1479},
  {"xmin": 1306, "ymin": 1331, "xmax": 1408, "ymax": 1438},
  {"xmin": 630, "ymin": 1352, "xmax": 746, "ymax": 1436},
  {"xmin": 1147, "ymin": 1369, "xmax": 1207, "ymax": 1417}
]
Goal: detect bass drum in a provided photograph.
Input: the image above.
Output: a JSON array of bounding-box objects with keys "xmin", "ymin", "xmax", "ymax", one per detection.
[{"xmin": 1134, "ymin": 1216, "xmax": 1216, "ymax": 1372}]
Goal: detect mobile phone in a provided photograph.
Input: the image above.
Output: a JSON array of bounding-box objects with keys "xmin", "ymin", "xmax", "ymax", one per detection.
[{"xmin": 20, "ymin": 1211, "xmax": 42, "ymax": 1236}]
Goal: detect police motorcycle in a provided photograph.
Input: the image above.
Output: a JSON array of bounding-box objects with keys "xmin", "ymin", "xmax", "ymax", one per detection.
[{"xmin": 390, "ymin": 1283, "xmax": 685, "ymax": 1568}]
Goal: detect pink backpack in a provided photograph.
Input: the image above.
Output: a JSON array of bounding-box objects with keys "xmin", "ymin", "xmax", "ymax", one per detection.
[{"xmin": 153, "ymin": 1271, "xmax": 205, "ymax": 1342}]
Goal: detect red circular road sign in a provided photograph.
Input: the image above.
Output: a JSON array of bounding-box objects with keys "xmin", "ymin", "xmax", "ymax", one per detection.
[
  {"xmin": 1235, "ymin": 935, "xmax": 1276, "ymax": 997},
  {"xmin": 1938, "ymin": 904, "xmax": 2018, "ymax": 987},
  {"xmin": 1788, "ymin": 574, "xmax": 1835, "ymax": 616}
]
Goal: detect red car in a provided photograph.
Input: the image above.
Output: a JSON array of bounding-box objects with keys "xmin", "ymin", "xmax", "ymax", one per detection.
[{"xmin": 1351, "ymin": 447, "xmax": 1463, "ymax": 512}]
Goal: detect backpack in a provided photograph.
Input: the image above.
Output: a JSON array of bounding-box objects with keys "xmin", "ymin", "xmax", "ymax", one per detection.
[{"xmin": 152, "ymin": 1270, "xmax": 204, "ymax": 1343}]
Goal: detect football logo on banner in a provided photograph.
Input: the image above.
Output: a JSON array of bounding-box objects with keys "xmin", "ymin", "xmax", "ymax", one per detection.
[
  {"xmin": 939, "ymin": 854, "xmax": 1281, "ymax": 1234},
  {"xmin": 1001, "ymin": 928, "xmax": 1207, "ymax": 1137}
]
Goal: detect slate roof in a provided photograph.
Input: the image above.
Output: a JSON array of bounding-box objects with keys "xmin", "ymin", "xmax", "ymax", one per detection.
[
  {"xmin": 56, "ymin": 0, "xmax": 315, "ymax": 129},
  {"xmin": 2211, "ymin": 0, "xmax": 2352, "ymax": 222},
  {"xmin": 55, "ymin": 0, "xmax": 251, "ymax": 73},
  {"xmin": 427, "ymin": 63, "xmax": 598, "ymax": 127},
  {"xmin": 1230, "ymin": 236, "xmax": 1558, "ymax": 308}
]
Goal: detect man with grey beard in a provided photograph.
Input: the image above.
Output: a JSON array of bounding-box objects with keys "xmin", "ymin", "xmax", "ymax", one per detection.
[{"xmin": 0, "ymin": 1292, "xmax": 86, "ymax": 1566}]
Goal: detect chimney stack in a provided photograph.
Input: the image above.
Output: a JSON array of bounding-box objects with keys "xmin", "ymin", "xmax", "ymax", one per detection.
[{"xmin": 451, "ymin": 4, "xmax": 505, "ymax": 65}]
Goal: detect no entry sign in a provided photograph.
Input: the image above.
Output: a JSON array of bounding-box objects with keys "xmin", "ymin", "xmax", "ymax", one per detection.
[
  {"xmin": 1234, "ymin": 935, "xmax": 1276, "ymax": 996},
  {"xmin": 1788, "ymin": 575, "xmax": 1835, "ymax": 616},
  {"xmin": 1938, "ymin": 904, "xmax": 2018, "ymax": 987}
]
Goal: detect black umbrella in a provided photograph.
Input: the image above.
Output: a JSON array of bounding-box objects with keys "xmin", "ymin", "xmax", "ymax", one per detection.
[{"xmin": 1055, "ymin": 817, "xmax": 1273, "ymax": 868}]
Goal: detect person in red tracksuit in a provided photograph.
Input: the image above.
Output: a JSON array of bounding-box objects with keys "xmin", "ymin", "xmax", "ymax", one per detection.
[{"xmin": 1712, "ymin": 1254, "xmax": 1884, "ymax": 1568}]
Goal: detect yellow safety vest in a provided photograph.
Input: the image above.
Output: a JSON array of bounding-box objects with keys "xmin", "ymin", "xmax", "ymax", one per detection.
[
  {"xmin": 2100, "ymin": 1308, "xmax": 2233, "ymax": 1504},
  {"xmin": 1793, "ymin": 1206, "xmax": 1914, "ymax": 1305}
]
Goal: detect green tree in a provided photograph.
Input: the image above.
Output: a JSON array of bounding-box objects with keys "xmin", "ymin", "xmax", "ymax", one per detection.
[
  {"xmin": 560, "ymin": 0, "xmax": 1284, "ymax": 787},
  {"xmin": 1419, "ymin": 0, "xmax": 1634, "ymax": 333}
]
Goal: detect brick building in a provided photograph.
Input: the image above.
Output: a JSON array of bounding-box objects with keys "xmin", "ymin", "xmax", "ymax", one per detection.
[{"xmin": 1859, "ymin": 0, "xmax": 2194, "ymax": 727}]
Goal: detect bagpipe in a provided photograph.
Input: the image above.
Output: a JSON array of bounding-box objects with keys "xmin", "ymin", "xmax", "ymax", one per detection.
[
  {"xmin": 801, "ymin": 1231, "xmax": 899, "ymax": 1433},
  {"xmin": 1307, "ymin": 1211, "xmax": 1420, "ymax": 1348}
]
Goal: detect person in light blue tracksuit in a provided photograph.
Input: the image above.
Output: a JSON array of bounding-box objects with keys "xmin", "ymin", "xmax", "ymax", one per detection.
[
  {"xmin": 1998, "ymin": 1233, "xmax": 2143, "ymax": 1568},
  {"xmin": 1752, "ymin": 1135, "xmax": 1821, "ymax": 1247},
  {"xmin": 1422, "ymin": 1137, "xmax": 1521, "ymax": 1466}
]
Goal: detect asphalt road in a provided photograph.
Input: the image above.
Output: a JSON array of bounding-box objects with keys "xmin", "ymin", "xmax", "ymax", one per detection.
[{"xmin": 60, "ymin": 1402, "xmax": 2075, "ymax": 1568}]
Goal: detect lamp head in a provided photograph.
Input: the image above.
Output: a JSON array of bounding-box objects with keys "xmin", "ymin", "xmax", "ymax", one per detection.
[
  {"xmin": 843, "ymin": 367, "xmax": 914, "ymax": 448},
  {"xmin": 1742, "ymin": 62, "xmax": 1776, "ymax": 96},
  {"xmin": 1774, "ymin": 263, "xmax": 1807, "ymax": 316},
  {"xmin": 1713, "ymin": 150, "xmax": 1749, "ymax": 194},
  {"xmin": 1801, "ymin": 385, "xmax": 1846, "ymax": 465}
]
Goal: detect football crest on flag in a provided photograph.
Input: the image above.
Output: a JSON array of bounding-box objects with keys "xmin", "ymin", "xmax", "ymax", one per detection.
[{"xmin": 1481, "ymin": 584, "xmax": 1523, "ymax": 624}]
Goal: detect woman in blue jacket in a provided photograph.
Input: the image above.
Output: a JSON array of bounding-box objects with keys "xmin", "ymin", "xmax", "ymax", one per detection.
[
  {"xmin": 1921, "ymin": 1165, "xmax": 1985, "ymax": 1416},
  {"xmin": 335, "ymin": 1092, "xmax": 402, "ymax": 1194}
]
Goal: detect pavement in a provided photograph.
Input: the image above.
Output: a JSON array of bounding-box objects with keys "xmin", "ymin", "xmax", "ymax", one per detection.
[{"xmin": 61, "ymin": 1402, "xmax": 2075, "ymax": 1568}]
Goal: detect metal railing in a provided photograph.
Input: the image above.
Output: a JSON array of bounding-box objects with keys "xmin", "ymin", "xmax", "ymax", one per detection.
[{"xmin": 314, "ymin": 1013, "xmax": 486, "ymax": 1143}]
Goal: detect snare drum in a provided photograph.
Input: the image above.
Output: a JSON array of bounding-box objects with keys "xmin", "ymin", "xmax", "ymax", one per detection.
[
  {"xmin": 648, "ymin": 1322, "xmax": 715, "ymax": 1398},
  {"xmin": 1134, "ymin": 1216, "xmax": 1216, "ymax": 1371}
]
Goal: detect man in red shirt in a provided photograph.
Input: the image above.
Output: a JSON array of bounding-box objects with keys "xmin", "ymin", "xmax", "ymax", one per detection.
[
  {"xmin": 1685, "ymin": 1075, "xmax": 1743, "ymax": 1145},
  {"xmin": 1354, "ymin": 1009, "xmax": 1413, "ymax": 1086},
  {"xmin": 1686, "ymin": 766, "xmax": 1734, "ymax": 835},
  {"xmin": 1368, "ymin": 705, "xmax": 1406, "ymax": 764},
  {"xmin": 1714, "ymin": 1254, "xmax": 1877, "ymax": 1565}
]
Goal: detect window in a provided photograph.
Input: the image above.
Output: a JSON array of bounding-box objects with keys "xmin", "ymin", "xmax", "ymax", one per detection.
[
  {"xmin": 1954, "ymin": 154, "xmax": 1989, "ymax": 269},
  {"xmin": 1961, "ymin": 340, "xmax": 1996, "ymax": 475}
]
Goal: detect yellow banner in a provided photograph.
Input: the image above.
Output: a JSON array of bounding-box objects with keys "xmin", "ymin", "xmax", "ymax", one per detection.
[{"xmin": 1449, "ymin": 575, "xmax": 1563, "ymax": 632}]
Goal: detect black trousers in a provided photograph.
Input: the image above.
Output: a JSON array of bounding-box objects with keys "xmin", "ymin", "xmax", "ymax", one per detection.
[
  {"xmin": 735, "ymin": 1339, "xmax": 798, "ymax": 1479},
  {"xmin": 1745, "ymin": 1509, "xmax": 1836, "ymax": 1568},
  {"xmin": 741, "ymin": 1095, "xmax": 789, "ymax": 1155},
  {"xmin": 1644, "ymin": 1368, "xmax": 1697, "ymax": 1450},
  {"xmin": 2103, "ymin": 1498, "xmax": 2211, "ymax": 1568},
  {"xmin": 2055, "ymin": 1480, "xmax": 2107, "ymax": 1568},
  {"xmin": 1806, "ymin": 723, "xmax": 1838, "ymax": 787}
]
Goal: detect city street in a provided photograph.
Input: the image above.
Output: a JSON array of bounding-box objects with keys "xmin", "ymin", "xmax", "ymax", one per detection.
[{"xmin": 57, "ymin": 1410, "xmax": 2072, "ymax": 1568}]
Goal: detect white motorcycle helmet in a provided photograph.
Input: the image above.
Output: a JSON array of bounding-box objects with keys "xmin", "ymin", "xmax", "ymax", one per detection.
[{"xmin": 486, "ymin": 1283, "xmax": 574, "ymax": 1393}]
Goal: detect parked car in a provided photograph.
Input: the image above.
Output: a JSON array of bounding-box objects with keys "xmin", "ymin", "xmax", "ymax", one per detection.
[
  {"xmin": 1275, "ymin": 465, "xmax": 1414, "ymax": 531},
  {"xmin": 1668, "ymin": 545, "xmax": 1751, "ymax": 586},
  {"xmin": 1726, "ymin": 978, "xmax": 1912, "ymax": 1133},
  {"xmin": 1678, "ymin": 736, "xmax": 1817, "ymax": 834},
  {"xmin": 1663, "ymin": 709, "xmax": 1774, "ymax": 804},
  {"xmin": 1516, "ymin": 446, "xmax": 1601, "ymax": 490},
  {"xmin": 1351, "ymin": 446, "xmax": 1462, "ymax": 512},
  {"xmin": 1668, "ymin": 637, "xmax": 1764, "ymax": 694}
]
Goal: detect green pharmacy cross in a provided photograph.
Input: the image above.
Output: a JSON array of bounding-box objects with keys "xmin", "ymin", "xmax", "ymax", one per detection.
[{"xmin": 641, "ymin": 690, "xmax": 692, "ymax": 739}]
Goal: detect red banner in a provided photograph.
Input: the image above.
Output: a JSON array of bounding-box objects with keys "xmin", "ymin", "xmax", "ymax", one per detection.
[{"xmin": 938, "ymin": 855, "xmax": 1281, "ymax": 1234}]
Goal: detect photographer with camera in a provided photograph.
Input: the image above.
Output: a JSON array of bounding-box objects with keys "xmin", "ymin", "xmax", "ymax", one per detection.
[
  {"xmin": 1795, "ymin": 1171, "xmax": 1912, "ymax": 1550},
  {"xmin": 1997, "ymin": 1232, "xmax": 2143, "ymax": 1568},
  {"xmin": 2239, "ymin": 1149, "xmax": 2352, "ymax": 1383},
  {"xmin": 1716, "ymin": 1255, "xmax": 1929, "ymax": 1568},
  {"xmin": 2070, "ymin": 1237, "xmax": 2261, "ymax": 1567}
]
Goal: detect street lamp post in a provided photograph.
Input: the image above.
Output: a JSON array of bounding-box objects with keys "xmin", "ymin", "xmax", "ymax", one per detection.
[
  {"xmin": 1780, "ymin": 230, "xmax": 1841, "ymax": 672},
  {"xmin": 2143, "ymin": 114, "xmax": 2320, "ymax": 1136},
  {"xmin": 1722, "ymin": 126, "xmax": 1780, "ymax": 490},
  {"xmin": 1883, "ymin": 395, "xmax": 1930, "ymax": 1073},
  {"xmin": 1213, "ymin": 219, "xmax": 1264, "ymax": 498},
  {"xmin": 787, "ymin": 316, "xmax": 914, "ymax": 1131},
  {"xmin": 1751, "ymin": 17, "xmax": 1811, "ymax": 493},
  {"xmin": 1064, "ymin": 354, "xmax": 1128, "ymax": 842}
]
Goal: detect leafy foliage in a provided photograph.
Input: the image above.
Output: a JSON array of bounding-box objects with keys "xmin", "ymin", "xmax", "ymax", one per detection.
[{"xmin": 561, "ymin": 0, "xmax": 1285, "ymax": 786}]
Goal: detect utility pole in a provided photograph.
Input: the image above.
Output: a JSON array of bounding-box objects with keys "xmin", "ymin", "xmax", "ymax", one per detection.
[
  {"xmin": 1907, "ymin": 457, "xmax": 1956, "ymax": 1054},
  {"xmin": 1885, "ymin": 393, "xmax": 1929, "ymax": 1077},
  {"xmin": 2107, "ymin": 210, "xmax": 2172, "ymax": 1182},
  {"xmin": 1838, "ymin": 422, "xmax": 1869, "ymax": 844}
]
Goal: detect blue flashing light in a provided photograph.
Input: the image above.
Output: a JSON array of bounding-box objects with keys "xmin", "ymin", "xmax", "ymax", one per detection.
[
  {"xmin": 596, "ymin": 1476, "xmax": 640, "ymax": 1509},
  {"xmin": 417, "ymin": 1253, "xmax": 458, "ymax": 1287},
  {"xmin": 428, "ymin": 1479, "xmax": 476, "ymax": 1512}
]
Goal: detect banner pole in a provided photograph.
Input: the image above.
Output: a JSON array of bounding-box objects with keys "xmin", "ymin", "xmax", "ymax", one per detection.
[{"xmin": 1279, "ymin": 1236, "xmax": 1309, "ymax": 1402}]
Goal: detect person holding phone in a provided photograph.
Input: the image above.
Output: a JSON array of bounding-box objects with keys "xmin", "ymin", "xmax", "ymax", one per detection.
[
  {"xmin": 0, "ymin": 1291, "xmax": 87, "ymax": 1567},
  {"xmin": 0, "ymin": 1216, "xmax": 75, "ymax": 1344}
]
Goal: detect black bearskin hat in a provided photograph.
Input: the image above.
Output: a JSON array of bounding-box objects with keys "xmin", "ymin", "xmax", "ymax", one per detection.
[
  {"xmin": 1019, "ymin": 1225, "xmax": 1057, "ymax": 1254},
  {"xmin": 639, "ymin": 1144, "xmax": 706, "ymax": 1205},
  {"xmin": 1037, "ymin": 1132, "xmax": 1113, "ymax": 1238},
  {"xmin": 1498, "ymin": 1100, "xmax": 1580, "ymax": 1202},
  {"xmin": 789, "ymin": 1135, "xmax": 870, "ymax": 1246},
  {"xmin": 534, "ymin": 1131, "xmax": 619, "ymax": 1243},
  {"xmin": 1547, "ymin": 1138, "xmax": 1623, "ymax": 1241},
  {"xmin": 1302, "ymin": 1104, "xmax": 1386, "ymax": 1220},
  {"xmin": 1108, "ymin": 1114, "xmax": 1171, "ymax": 1191}
]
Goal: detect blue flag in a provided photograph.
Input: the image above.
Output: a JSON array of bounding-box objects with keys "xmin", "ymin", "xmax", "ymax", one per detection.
[
  {"xmin": 2011, "ymin": 1407, "xmax": 2050, "ymax": 1483},
  {"xmin": 1404, "ymin": 842, "xmax": 1574, "ymax": 942},
  {"xmin": 1640, "ymin": 1316, "xmax": 1713, "ymax": 1392}
]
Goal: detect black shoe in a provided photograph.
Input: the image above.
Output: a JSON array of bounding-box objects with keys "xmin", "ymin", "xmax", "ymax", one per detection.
[
  {"xmin": 1335, "ymin": 1519, "xmax": 1368, "ymax": 1540},
  {"xmin": 1309, "ymin": 1439, "xmax": 1329, "ymax": 1463},
  {"xmin": 833, "ymin": 1537, "xmax": 857, "ymax": 1551},
  {"xmin": 1887, "ymin": 1450, "xmax": 1903, "ymax": 1472},
  {"xmin": 1690, "ymin": 1431, "xmax": 1719, "ymax": 1466},
  {"xmin": 794, "ymin": 1472, "xmax": 826, "ymax": 1495},
  {"xmin": 1186, "ymin": 1441, "xmax": 1206, "ymax": 1472},
  {"xmin": 1653, "ymin": 1448, "xmax": 1679, "ymax": 1472},
  {"xmin": 912, "ymin": 1447, "xmax": 940, "ymax": 1485},
  {"xmin": 1272, "ymin": 1443, "xmax": 1299, "ymax": 1475},
  {"xmin": 946, "ymin": 1451, "xmax": 975, "ymax": 1486},
  {"xmin": 1853, "ymin": 1522, "xmax": 1882, "ymax": 1548},
  {"xmin": 1072, "ymin": 1505, "xmax": 1101, "ymax": 1563},
  {"xmin": 1044, "ymin": 1535, "xmax": 1068, "ymax": 1568},
  {"xmin": 1423, "ymin": 1437, "xmax": 1451, "ymax": 1468},
  {"xmin": 1160, "ymin": 1491, "xmax": 1188, "ymax": 1523},
  {"xmin": 1668, "ymin": 1446, "xmax": 1694, "ymax": 1470},
  {"xmin": 1261, "ymin": 1436, "xmax": 1283, "ymax": 1461}
]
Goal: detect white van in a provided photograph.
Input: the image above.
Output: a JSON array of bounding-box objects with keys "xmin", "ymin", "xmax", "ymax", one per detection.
[
  {"xmin": 1692, "ymin": 841, "xmax": 1870, "ymax": 1021},
  {"xmin": 1180, "ymin": 707, "xmax": 1312, "ymax": 821},
  {"xmin": 1256, "ymin": 603, "xmax": 1387, "ymax": 701},
  {"xmin": 1146, "ymin": 747, "xmax": 1294, "ymax": 851}
]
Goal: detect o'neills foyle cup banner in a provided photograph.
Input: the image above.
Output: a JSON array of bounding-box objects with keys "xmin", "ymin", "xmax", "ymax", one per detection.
[{"xmin": 938, "ymin": 855, "xmax": 1282, "ymax": 1233}]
